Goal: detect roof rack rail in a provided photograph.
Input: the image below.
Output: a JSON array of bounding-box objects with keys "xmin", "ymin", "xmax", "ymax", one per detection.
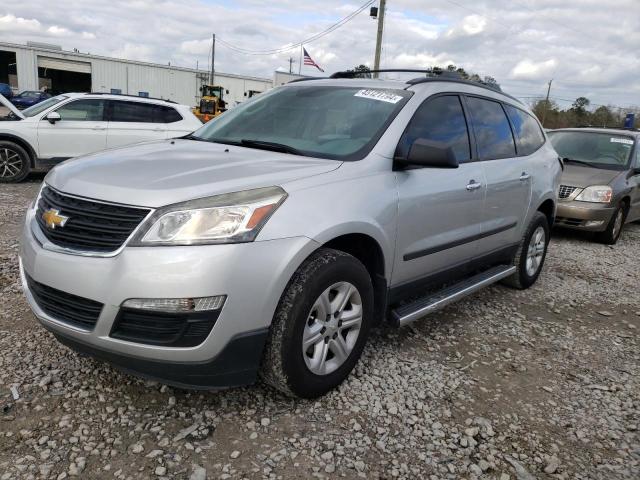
[
  {"xmin": 87, "ymin": 92, "xmax": 177, "ymax": 104},
  {"xmin": 575, "ymin": 125, "xmax": 639, "ymax": 132},
  {"xmin": 329, "ymin": 68, "xmax": 458, "ymax": 79}
]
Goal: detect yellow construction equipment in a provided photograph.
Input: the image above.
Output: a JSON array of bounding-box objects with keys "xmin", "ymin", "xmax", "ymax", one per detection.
[{"xmin": 193, "ymin": 85, "xmax": 227, "ymax": 123}]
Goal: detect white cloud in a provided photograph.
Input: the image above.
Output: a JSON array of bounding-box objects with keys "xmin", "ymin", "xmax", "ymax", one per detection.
[
  {"xmin": 0, "ymin": 14, "xmax": 41, "ymax": 32},
  {"xmin": 461, "ymin": 15, "xmax": 487, "ymax": 35},
  {"xmin": 47, "ymin": 25, "xmax": 71, "ymax": 36},
  {"xmin": 511, "ymin": 59, "xmax": 558, "ymax": 80}
]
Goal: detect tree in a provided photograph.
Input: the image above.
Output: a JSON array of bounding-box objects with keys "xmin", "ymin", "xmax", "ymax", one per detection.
[
  {"xmin": 591, "ymin": 106, "xmax": 615, "ymax": 127},
  {"xmin": 346, "ymin": 64, "xmax": 371, "ymax": 78},
  {"xmin": 570, "ymin": 97, "xmax": 591, "ymax": 117}
]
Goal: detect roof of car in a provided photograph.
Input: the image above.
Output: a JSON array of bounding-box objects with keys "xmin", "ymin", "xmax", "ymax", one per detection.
[
  {"xmin": 55, "ymin": 92, "xmax": 186, "ymax": 107},
  {"xmin": 549, "ymin": 127, "xmax": 640, "ymax": 137},
  {"xmin": 287, "ymin": 70, "xmax": 524, "ymax": 105}
]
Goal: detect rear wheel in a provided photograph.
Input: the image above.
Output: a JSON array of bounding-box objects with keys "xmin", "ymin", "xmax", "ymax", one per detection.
[
  {"xmin": 260, "ymin": 248, "xmax": 373, "ymax": 398},
  {"xmin": 502, "ymin": 211, "xmax": 550, "ymax": 289},
  {"xmin": 0, "ymin": 141, "xmax": 30, "ymax": 183},
  {"xmin": 596, "ymin": 203, "xmax": 626, "ymax": 245}
]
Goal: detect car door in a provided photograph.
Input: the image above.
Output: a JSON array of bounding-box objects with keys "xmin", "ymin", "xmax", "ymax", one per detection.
[
  {"xmin": 392, "ymin": 94, "xmax": 486, "ymax": 288},
  {"xmin": 37, "ymin": 99, "xmax": 107, "ymax": 159},
  {"xmin": 106, "ymin": 100, "xmax": 167, "ymax": 148},
  {"xmin": 464, "ymin": 96, "xmax": 532, "ymax": 254},
  {"xmin": 628, "ymin": 145, "xmax": 640, "ymax": 222}
]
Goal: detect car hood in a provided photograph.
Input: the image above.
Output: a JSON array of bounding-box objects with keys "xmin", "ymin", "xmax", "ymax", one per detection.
[
  {"xmin": 45, "ymin": 139, "xmax": 342, "ymax": 207},
  {"xmin": 0, "ymin": 93, "xmax": 24, "ymax": 119},
  {"xmin": 560, "ymin": 163, "xmax": 621, "ymax": 187}
]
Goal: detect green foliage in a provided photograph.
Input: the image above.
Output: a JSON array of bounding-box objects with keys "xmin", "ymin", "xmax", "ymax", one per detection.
[{"xmin": 530, "ymin": 98, "xmax": 638, "ymax": 129}]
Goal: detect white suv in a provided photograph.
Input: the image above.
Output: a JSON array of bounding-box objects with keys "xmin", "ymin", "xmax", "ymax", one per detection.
[{"xmin": 0, "ymin": 92, "xmax": 202, "ymax": 182}]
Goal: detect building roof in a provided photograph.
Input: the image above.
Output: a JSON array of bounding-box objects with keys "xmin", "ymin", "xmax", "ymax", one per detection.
[{"xmin": 0, "ymin": 41, "xmax": 271, "ymax": 83}]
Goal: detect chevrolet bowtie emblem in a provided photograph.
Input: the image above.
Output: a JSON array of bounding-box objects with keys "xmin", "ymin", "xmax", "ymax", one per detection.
[{"xmin": 42, "ymin": 208, "xmax": 69, "ymax": 230}]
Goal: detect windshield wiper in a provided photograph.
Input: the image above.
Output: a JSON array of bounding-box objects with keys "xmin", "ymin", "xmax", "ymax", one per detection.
[
  {"xmin": 240, "ymin": 139, "xmax": 304, "ymax": 156},
  {"xmin": 562, "ymin": 157, "xmax": 592, "ymax": 167},
  {"xmin": 182, "ymin": 133, "xmax": 211, "ymax": 142}
]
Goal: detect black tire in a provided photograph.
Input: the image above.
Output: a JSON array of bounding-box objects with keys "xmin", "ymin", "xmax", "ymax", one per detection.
[
  {"xmin": 502, "ymin": 211, "xmax": 550, "ymax": 290},
  {"xmin": 0, "ymin": 141, "xmax": 31, "ymax": 183},
  {"xmin": 260, "ymin": 248, "xmax": 374, "ymax": 398},
  {"xmin": 595, "ymin": 202, "xmax": 627, "ymax": 245}
]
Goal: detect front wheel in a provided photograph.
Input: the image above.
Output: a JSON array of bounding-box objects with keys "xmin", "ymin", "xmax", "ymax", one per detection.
[
  {"xmin": 596, "ymin": 203, "xmax": 626, "ymax": 245},
  {"xmin": 0, "ymin": 141, "xmax": 31, "ymax": 183},
  {"xmin": 502, "ymin": 211, "xmax": 550, "ymax": 289},
  {"xmin": 260, "ymin": 248, "xmax": 374, "ymax": 398}
]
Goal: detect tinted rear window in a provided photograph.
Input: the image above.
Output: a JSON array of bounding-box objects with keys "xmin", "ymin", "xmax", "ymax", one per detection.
[
  {"xmin": 504, "ymin": 105, "xmax": 545, "ymax": 156},
  {"xmin": 466, "ymin": 97, "xmax": 516, "ymax": 160},
  {"xmin": 110, "ymin": 101, "xmax": 158, "ymax": 122}
]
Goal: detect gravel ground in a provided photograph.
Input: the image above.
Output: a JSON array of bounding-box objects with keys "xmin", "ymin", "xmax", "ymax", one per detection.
[{"xmin": 1, "ymin": 175, "xmax": 639, "ymax": 480}]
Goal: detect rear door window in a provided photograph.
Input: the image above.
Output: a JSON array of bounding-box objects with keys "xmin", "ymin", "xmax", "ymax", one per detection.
[
  {"xmin": 55, "ymin": 99, "xmax": 105, "ymax": 121},
  {"xmin": 504, "ymin": 105, "xmax": 545, "ymax": 155},
  {"xmin": 109, "ymin": 101, "xmax": 158, "ymax": 122},
  {"xmin": 396, "ymin": 95, "xmax": 471, "ymax": 162},
  {"xmin": 466, "ymin": 97, "xmax": 516, "ymax": 160},
  {"xmin": 158, "ymin": 106, "xmax": 182, "ymax": 123}
]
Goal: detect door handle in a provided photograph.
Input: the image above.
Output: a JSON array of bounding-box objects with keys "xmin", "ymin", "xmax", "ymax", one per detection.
[
  {"xmin": 519, "ymin": 172, "xmax": 531, "ymax": 181},
  {"xmin": 92, "ymin": 126, "xmax": 106, "ymax": 131},
  {"xmin": 466, "ymin": 180, "xmax": 482, "ymax": 191}
]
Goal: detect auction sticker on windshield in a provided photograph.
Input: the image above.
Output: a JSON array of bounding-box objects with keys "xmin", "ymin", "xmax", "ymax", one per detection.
[
  {"xmin": 354, "ymin": 89, "xmax": 403, "ymax": 104},
  {"xmin": 610, "ymin": 137, "xmax": 634, "ymax": 145}
]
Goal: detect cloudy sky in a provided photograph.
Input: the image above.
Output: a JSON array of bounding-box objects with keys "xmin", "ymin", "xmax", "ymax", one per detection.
[{"xmin": 1, "ymin": 0, "xmax": 639, "ymax": 109}]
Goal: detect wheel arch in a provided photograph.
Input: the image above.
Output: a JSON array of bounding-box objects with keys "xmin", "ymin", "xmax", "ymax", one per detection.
[
  {"xmin": 536, "ymin": 197, "xmax": 556, "ymax": 228},
  {"xmin": 316, "ymin": 230, "xmax": 389, "ymax": 324},
  {"xmin": 0, "ymin": 133, "xmax": 37, "ymax": 167}
]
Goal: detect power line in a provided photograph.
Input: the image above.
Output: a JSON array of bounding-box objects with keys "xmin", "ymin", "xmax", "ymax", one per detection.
[{"xmin": 216, "ymin": 0, "xmax": 375, "ymax": 56}]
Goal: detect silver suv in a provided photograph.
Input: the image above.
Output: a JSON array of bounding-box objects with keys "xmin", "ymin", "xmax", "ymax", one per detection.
[{"xmin": 20, "ymin": 71, "xmax": 561, "ymax": 398}]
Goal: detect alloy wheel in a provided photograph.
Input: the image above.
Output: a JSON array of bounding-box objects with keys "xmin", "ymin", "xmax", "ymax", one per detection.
[
  {"xmin": 612, "ymin": 209, "xmax": 624, "ymax": 239},
  {"xmin": 302, "ymin": 281, "xmax": 363, "ymax": 376},
  {"xmin": 525, "ymin": 226, "xmax": 546, "ymax": 277},
  {"xmin": 0, "ymin": 148, "xmax": 23, "ymax": 179}
]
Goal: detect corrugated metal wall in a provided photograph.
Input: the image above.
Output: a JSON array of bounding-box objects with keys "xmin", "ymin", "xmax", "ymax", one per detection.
[{"xmin": 1, "ymin": 42, "xmax": 273, "ymax": 108}]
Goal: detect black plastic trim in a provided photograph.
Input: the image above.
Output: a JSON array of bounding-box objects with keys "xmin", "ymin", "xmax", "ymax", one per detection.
[
  {"xmin": 49, "ymin": 327, "xmax": 270, "ymax": 390},
  {"xmin": 403, "ymin": 222, "xmax": 517, "ymax": 261},
  {"xmin": 390, "ymin": 243, "xmax": 519, "ymax": 304}
]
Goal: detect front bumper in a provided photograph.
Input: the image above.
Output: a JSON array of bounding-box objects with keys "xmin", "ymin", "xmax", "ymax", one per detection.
[
  {"xmin": 555, "ymin": 201, "xmax": 615, "ymax": 232},
  {"xmin": 20, "ymin": 209, "xmax": 319, "ymax": 388}
]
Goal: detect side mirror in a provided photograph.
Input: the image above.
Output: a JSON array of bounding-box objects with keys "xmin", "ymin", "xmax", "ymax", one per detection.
[
  {"xmin": 396, "ymin": 139, "xmax": 459, "ymax": 169},
  {"xmin": 45, "ymin": 111, "xmax": 61, "ymax": 124}
]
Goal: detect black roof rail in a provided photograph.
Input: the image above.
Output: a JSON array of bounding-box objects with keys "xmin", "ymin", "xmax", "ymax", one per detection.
[
  {"xmin": 330, "ymin": 68, "xmax": 451, "ymax": 79},
  {"xmin": 575, "ymin": 125, "xmax": 639, "ymax": 132},
  {"xmin": 287, "ymin": 77, "xmax": 325, "ymax": 83},
  {"xmin": 87, "ymin": 92, "xmax": 177, "ymax": 104}
]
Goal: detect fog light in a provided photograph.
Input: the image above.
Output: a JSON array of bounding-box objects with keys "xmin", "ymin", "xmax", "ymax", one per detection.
[
  {"xmin": 584, "ymin": 220, "xmax": 605, "ymax": 228},
  {"xmin": 122, "ymin": 296, "xmax": 226, "ymax": 312}
]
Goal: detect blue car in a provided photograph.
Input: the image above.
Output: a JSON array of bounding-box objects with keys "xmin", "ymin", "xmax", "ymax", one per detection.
[
  {"xmin": 10, "ymin": 90, "xmax": 51, "ymax": 109},
  {"xmin": 0, "ymin": 83, "xmax": 12, "ymax": 99}
]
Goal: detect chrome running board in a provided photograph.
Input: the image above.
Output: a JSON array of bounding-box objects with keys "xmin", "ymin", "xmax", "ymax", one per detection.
[{"xmin": 390, "ymin": 265, "xmax": 516, "ymax": 327}]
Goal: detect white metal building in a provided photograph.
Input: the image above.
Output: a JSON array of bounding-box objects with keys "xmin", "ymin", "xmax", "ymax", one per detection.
[{"xmin": 0, "ymin": 41, "xmax": 273, "ymax": 107}]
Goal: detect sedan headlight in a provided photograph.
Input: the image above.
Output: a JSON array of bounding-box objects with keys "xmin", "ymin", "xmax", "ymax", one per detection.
[
  {"xmin": 130, "ymin": 186, "xmax": 287, "ymax": 246},
  {"xmin": 574, "ymin": 185, "xmax": 613, "ymax": 203}
]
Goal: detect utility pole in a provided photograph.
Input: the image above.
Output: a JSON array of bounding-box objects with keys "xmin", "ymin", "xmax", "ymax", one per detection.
[
  {"xmin": 373, "ymin": 0, "xmax": 386, "ymax": 79},
  {"xmin": 288, "ymin": 57, "xmax": 295, "ymax": 74},
  {"xmin": 541, "ymin": 79, "xmax": 553, "ymax": 127},
  {"xmin": 210, "ymin": 33, "xmax": 216, "ymax": 85}
]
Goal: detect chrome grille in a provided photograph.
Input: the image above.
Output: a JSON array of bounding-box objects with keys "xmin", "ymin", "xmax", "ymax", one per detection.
[
  {"xmin": 559, "ymin": 185, "xmax": 579, "ymax": 199},
  {"xmin": 35, "ymin": 186, "xmax": 150, "ymax": 253}
]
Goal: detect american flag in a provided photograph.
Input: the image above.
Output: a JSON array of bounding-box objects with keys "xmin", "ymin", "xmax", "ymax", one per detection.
[{"xmin": 303, "ymin": 48, "xmax": 324, "ymax": 72}]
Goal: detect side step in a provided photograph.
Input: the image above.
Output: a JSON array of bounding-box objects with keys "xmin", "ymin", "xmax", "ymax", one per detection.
[{"xmin": 390, "ymin": 265, "xmax": 516, "ymax": 327}]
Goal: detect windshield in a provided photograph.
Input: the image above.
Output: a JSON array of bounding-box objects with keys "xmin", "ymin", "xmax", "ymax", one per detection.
[
  {"xmin": 192, "ymin": 85, "xmax": 412, "ymax": 160},
  {"xmin": 19, "ymin": 91, "xmax": 41, "ymax": 98},
  {"xmin": 548, "ymin": 131, "xmax": 635, "ymax": 170},
  {"xmin": 22, "ymin": 95, "xmax": 68, "ymax": 117}
]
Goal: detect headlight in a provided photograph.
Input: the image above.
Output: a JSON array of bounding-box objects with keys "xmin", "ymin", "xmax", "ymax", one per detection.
[
  {"xmin": 574, "ymin": 185, "xmax": 613, "ymax": 203},
  {"xmin": 130, "ymin": 186, "xmax": 287, "ymax": 246}
]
